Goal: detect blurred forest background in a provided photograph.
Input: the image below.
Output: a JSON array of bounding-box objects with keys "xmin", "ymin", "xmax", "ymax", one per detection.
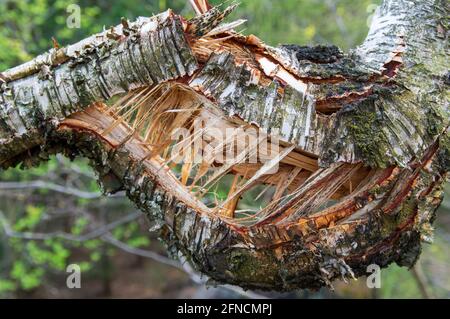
[{"xmin": 0, "ymin": 0, "xmax": 448, "ymax": 299}]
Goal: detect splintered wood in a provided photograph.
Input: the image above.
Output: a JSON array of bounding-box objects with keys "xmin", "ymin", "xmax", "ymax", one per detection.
[
  {"xmin": 101, "ymin": 80, "xmax": 373, "ymax": 227},
  {"xmin": 90, "ymin": 4, "xmax": 384, "ymax": 228}
]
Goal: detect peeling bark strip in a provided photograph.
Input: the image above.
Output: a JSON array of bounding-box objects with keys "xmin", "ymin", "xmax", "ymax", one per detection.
[
  {"xmin": 189, "ymin": 52, "xmax": 318, "ymax": 152},
  {"xmin": 0, "ymin": 0, "xmax": 449, "ymax": 290}
]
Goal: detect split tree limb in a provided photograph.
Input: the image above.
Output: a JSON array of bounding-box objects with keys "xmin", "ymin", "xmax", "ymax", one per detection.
[{"xmin": 0, "ymin": 0, "xmax": 448, "ymax": 290}]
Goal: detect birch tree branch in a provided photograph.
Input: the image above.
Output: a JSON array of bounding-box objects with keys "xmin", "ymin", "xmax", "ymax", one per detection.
[{"xmin": 0, "ymin": 0, "xmax": 448, "ymax": 291}]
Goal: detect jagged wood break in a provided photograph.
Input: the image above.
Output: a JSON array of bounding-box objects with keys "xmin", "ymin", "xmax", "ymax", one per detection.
[{"xmin": 0, "ymin": 0, "xmax": 448, "ymax": 290}]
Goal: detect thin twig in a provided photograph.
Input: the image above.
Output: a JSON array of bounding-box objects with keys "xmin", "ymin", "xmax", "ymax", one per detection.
[
  {"xmin": 0, "ymin": 210, "xmax": 141, "ymax": 242},
  {"xmin": 410, "ymin": 263, "xmax": 435, "ymax": 299},
  {"xmin": 101, "ymin": 233, "xmax": 182, "ymax": 269},
  {"xmin": 0, "ymin": 180, "xmax": 125, "ymax": 199}
]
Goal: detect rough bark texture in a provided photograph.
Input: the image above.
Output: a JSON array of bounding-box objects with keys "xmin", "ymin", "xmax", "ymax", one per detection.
[
  {"xmin": 0, "ymin": 0, "xmax": 448, "ymax": 290},
  {"xmin": 0, "ymin": 10, "xmax": 197, "ymax": 167}
]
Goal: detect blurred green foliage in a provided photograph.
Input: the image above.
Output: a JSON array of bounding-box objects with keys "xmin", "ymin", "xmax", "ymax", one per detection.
[
  {"xmin": 0, "ymin": 157, "xmax": 150, "ymax": 295},
  {"xmin": 0, "ymin": 0, "xmax": 191, "ymax": 70},
  {"xmin": 0, "ymin": 0, "xmax": 448, "ymax": 298},
  {"xmin": 220, "ymin": 0, "xmax": 379, "ymax": 49},
  {"xmin": 0, "ymin": 0, "xmax": 380, "ymax": 69}
]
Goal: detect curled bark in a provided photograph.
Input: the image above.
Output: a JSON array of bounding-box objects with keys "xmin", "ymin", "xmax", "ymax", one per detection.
[{"xmin": 0, "ymin": 0, "xmax": 448, "ymax": 290}]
